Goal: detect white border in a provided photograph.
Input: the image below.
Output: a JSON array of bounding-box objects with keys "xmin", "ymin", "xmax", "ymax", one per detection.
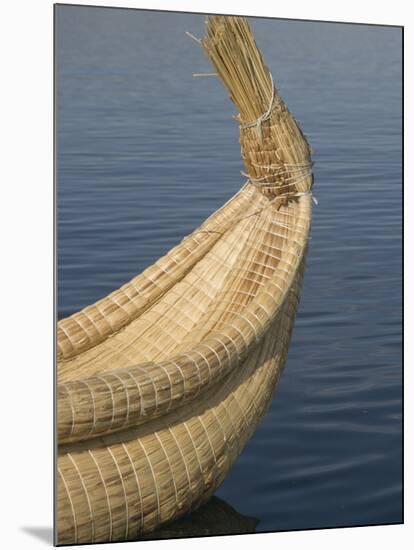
[{"xmin": 2, "ymin": 1, "xmax": 409, "ymax": 548}]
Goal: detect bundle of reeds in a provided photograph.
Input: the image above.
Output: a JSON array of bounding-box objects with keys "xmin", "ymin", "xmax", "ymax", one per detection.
[{"xmin": 56, "ymin": 15, "xmax": 314, "ymax": 545}]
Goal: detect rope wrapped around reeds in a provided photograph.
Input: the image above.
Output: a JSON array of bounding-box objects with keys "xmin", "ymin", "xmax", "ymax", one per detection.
[
  {"xmin": 57, "ymin": 15, "xmax": 314, "ymax": 544},
  {"xmin": 202, "ymin": 16, "xmax": 314, "ymax": 203}
]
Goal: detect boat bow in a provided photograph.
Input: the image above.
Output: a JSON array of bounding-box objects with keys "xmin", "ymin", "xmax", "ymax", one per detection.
[{"xmin": 57, "ymin": 15, "xmax": 314, "ymax": 544}]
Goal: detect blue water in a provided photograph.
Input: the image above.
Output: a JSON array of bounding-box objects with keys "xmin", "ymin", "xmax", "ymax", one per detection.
[{"xmin": 56, "ymin": 6, "xmax": 402, "ymax": 536}]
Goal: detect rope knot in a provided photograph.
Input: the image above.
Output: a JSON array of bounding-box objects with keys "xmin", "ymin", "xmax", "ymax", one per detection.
[
  {"xmin": 240, "ymin": 73, "xmax": 279, "ymax": 144},
  {"xmin": 241, "ymin": 160, "xmax": 317, "ymax": 205}
]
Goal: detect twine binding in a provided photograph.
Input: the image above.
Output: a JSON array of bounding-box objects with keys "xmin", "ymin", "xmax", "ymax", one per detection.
[
  {"xmin": 239, "ymin": 73, "xmax": 280, "ymax": 144},
  {"xmin": 240, "ymin": 160, "xmax": 317, "ymax": 205}
]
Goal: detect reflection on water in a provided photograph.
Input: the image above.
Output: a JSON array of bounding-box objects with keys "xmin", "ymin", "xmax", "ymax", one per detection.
[
  {"xmin": 137, "ymin": 496, "xmax": 259, "ymax": 540},
  {"xmin": 56, "ymin": 6, "xmax": 402, "ymax": 536}
]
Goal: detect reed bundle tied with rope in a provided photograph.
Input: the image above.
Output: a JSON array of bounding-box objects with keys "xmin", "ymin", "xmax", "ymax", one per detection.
[
  {"xmin": 202, "ymin": 16, "xmax": 314, "ymax": 202},
  {"xmin": 57, "ymin": 15, "xmax": 314, "ymax": 545}
]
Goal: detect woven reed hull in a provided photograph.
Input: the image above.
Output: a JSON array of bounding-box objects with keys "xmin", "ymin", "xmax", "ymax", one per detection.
[
  {"xmin": 57, "ymin": 190, "xmax": 311, "ymax": 445},
  {"xmin": 57, "ymin": 186, "xmax": 254, "ymax": 363},
  {"xmin": 57, "ymin": 253, "xmax": 306, "ymax": 545},
  {"xmin": 56, "ymin": 14, "xmax": 315, "ymax": 546}
]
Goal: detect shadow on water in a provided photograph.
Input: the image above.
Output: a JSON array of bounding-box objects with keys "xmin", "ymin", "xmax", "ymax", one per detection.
[
  {"xmin": 21, "ymin": 497, "xmax": 257, "ymax": 544},
  {"xmin": 20, "ymin": 526, "xmax": 53, "ymax": 545},
  {"xmin": 136, "ymin": 496, "xmax": 259, "ymax": 540}
]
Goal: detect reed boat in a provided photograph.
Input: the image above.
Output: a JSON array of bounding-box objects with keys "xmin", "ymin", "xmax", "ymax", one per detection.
[{"xmin": 57, "ymin": 15, "xmax": 314, "ymax": 545}]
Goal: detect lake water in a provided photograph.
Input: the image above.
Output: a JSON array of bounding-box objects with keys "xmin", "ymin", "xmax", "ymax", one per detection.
[{"xmin": 56, "ymin": 6, "xmax": 403, "ymax": 538}]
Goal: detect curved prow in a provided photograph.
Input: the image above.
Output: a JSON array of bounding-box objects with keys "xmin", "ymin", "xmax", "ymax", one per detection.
[
  {"xmin": 202, "ymin": 16, "xmax": 313, "ymax": 200},
  {"xmin": 57, "ymin": 16, "xmax": 315, "ymax": 544},
  {"xmin": 57, "ymin": 15, "xmax": 314, "ymax": 445}
]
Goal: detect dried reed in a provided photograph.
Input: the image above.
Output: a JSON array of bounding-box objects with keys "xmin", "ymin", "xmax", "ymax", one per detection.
[{"xmin": 56, "ymin": 14, "xmax": 314, "ymax": 544}]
